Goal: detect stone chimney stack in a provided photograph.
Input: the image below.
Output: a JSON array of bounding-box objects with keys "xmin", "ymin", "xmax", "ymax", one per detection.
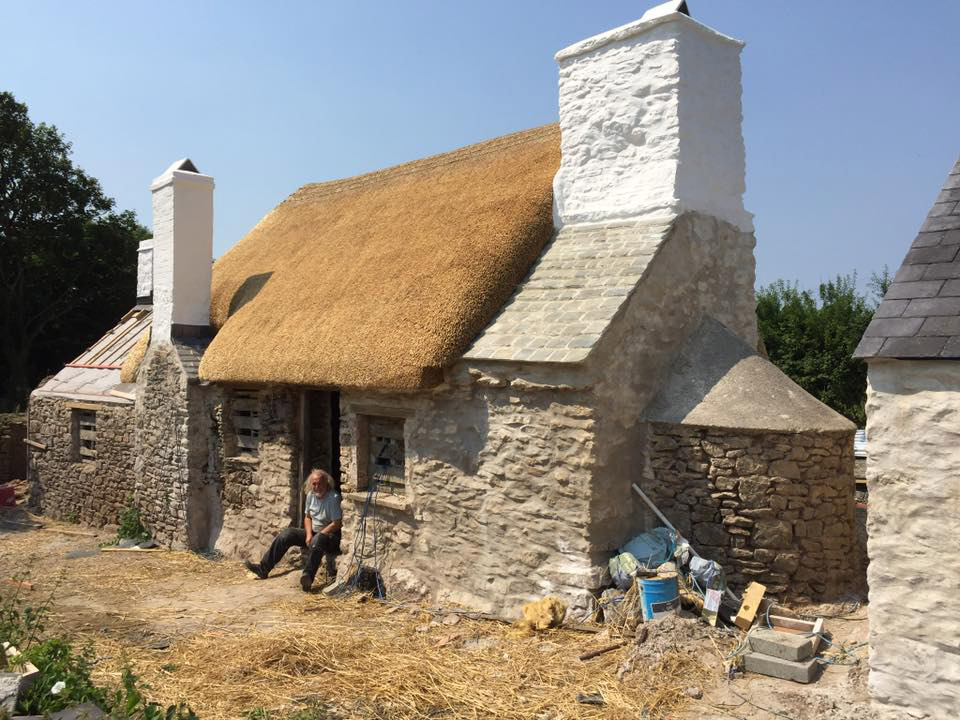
[
  {"xmin": 149, "ymin": 158, "xmax": 214, "ymax": 343},
  {"xmin": 553, "ymin": 0, "xmax": 752, "ymax": 232}
]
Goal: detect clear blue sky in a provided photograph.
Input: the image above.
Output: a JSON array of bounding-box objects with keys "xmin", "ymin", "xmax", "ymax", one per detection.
[{"xmin": 3, "ymin": 1, "xmax": 959, "ymax": 292}]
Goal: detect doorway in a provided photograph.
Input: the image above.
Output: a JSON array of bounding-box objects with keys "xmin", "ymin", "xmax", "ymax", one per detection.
[{"xmin": 298, "ymin": 390, "xmax": 342, "ymax": 524}]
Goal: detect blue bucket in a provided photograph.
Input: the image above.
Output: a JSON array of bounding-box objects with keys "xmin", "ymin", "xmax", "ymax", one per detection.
[{"xmin": 640, "ymin": 573, "xmax": 680, "ymax": 621}]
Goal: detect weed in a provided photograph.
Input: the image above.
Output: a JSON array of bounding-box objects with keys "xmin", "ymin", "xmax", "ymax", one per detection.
[
  {"xmin": 117, "ymin": 505, "xmax": 151, "ymax": 543},
  {"xmin": 0, "ymin": 575, "xmax": 52, "ymax": 663},
  {"xmin": 2, "ymin": 583, "xmax": 198, "ymax": 718},
  {"xmin": 18, "ymin": 638, "xmax": 107, "ymax": 715}
]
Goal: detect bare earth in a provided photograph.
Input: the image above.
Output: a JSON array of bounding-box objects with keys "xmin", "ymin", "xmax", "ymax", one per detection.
[{"xmin": 0, "ymin": 512, "xmax": 910, "ymax": 720}]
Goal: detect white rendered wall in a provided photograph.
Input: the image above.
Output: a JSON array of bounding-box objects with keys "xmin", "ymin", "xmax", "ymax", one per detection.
[
  {"xmin": 150, "ymin": 163, "xmax": 214, "ymax": 343},
  {"xmin": 865, "ymin": 359, "xmax": 960, "ymax": 718},
  {"xmin": 136, "ymin": 239, "xmax": 154, "ymax": 301},
  {"xmin": 554, "ymin": 13, "xmax": 752, "ymax": 232}
]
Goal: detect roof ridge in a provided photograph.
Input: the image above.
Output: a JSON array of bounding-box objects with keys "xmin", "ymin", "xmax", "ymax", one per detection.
[{"xmin": 283, "ymin": 124, "xmax": 559, "ymax": 206}]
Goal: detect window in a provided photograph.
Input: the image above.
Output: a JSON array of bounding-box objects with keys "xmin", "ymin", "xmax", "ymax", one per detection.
[
  {"xmin": 230, "ymin": 389, "xmax": 261, "ymax": 456},
  {"xmin": 72, "ymin": 409, "xmax": 97, "ymax": 460},
  {"xmin": 357, "ymin": 415, "xmax": 405, "ymax": 491}
]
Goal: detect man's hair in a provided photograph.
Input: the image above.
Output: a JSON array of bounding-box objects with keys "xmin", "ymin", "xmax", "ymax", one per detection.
[{"xmin": 304, "ymin": 468, "xmax": 333, "ymax": 493}]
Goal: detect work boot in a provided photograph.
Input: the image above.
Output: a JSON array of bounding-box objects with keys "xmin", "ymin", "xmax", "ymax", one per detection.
[
  {"xmin": 245, "ymin": 560, "xmax": 267, "ymax": 580},
  {"xmin": 300, "ymin": 573, "xmax": 313, "ymax": 592}
]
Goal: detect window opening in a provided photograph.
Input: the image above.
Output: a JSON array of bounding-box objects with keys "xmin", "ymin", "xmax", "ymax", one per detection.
[
  {"xmin": 231, "ymin": 389, "xmax": 261, "ymax": 456},
  {"xmin": 73, "ymin": 409, "xmax": 97, "ymax": 460}
]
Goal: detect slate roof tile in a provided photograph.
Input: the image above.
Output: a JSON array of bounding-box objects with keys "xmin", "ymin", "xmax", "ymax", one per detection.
[
  {"xmin": 922, "ymin": 261, "xmax": 960, "ymax": 280},
  {"xmin": 464, "ymin": 221, "xmax": 670, "ymax": 362},
  {"xmin": 919, "ymin": 316, "xmax": 960, "ymax": 336},
  {"xmin": 905, "ymin": 244, "xmax": 959, "ymax": 264},
  {"xmin": 884, "ymin": 280, "xmax": 943, "ymax": 299},
  {"xmin": 855, "ymin": 154, "xmax": 960, "ymax": 359},
  {"xmin": 902, "ymin": 297, "xmax": 960, "ymax": 317},
  {"xmin": 863, "ymin": 317, "xmax": 924, "ymax": 337},
  {"xmin": 880, "ymin": 336, "xmax": 947, "ymax": 357}
]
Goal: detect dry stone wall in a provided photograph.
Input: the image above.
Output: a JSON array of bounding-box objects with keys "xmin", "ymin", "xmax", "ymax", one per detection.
[
  {"xmin": 338, "ymin": 381, "xmax": 601, "ymax": 617},
  {"xmin": 643, "ymin": 422, "xmax": 861, "ymax": 601},
  {"xmin": 134, "ymin": 344, "xmax": 195, "ymax": 547},
  {"xmin": 27, "ymin": 396, "xmax": 136, "ymax": 526}
]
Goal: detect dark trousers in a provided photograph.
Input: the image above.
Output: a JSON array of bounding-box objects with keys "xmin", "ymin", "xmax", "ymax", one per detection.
[{"xmin": 260, "ymin": 527, "xmax": 341, "ymax": 580}]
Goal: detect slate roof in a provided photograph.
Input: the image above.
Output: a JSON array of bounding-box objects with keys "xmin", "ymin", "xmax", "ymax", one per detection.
[
  {"xmin": 35, "ymin": 307, "xmax": 152, "ymax": 402},
  {"xmin": 855, "ymin": 156, "xmax": 960, "ymax": 359},
  {"xmin": 464, "ymin": 221, "xmax": 670, "ymax": 363}
]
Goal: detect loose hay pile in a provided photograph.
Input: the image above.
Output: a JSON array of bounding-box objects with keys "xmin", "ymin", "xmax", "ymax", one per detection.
[{"xmin": 85, "ymin": 596, "xmax": 709, "ymax": 720}]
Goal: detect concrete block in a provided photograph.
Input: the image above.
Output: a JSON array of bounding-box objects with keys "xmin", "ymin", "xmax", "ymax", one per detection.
[
  {"xmin": 743, "ymin": 652, "xmax": 821, "ymax": 684},
  {"xmin": 748, "ymin": 628, "xmax": 817, "ymax": 661}
]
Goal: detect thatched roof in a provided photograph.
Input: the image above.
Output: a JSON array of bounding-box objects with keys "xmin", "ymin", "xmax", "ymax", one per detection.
[{"xmin": 199, "ymin": 125, "xmax": 560, "ymax": 389}]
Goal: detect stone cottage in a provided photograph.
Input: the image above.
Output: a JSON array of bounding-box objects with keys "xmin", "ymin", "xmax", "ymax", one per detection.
[
  {"xmin": 854, "ymin": 156, "xmax": 960, "ymax": 718},
  {"xmin": 29, "ymin": 2, "xmax": 860, "ymax": 615}
]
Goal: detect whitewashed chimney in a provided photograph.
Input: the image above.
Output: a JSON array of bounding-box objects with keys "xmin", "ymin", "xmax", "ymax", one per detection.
[
  {"xmin": 136, "ymin": 239, "xmax": 154, "ymax": 305},
  {"xmin": 149, "ymin": 158, "xmax": 214, "ymax": 343},
  {"xmin": 553, "ymin": 0, "xmax": 753, "ymax": 232}
]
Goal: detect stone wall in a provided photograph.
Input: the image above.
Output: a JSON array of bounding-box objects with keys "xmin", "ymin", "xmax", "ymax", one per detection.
[
  {"xmin": 215, "ymin": 386, "xmax": 301, "ymax": 559},
  {"xmin": 133, "ymin": 343, "xmax": 220, "ymax": 549},
  {"xmin": 865, "ymin": 360, "xmax": 960, "ymax": 718},
  {"xmin": 642, "ymin": 422, "xmax": 861, "ymax": 601},
  {"xmin": 338, "ymin": 380, "xmax": 601, "ymax": 617},
  {"xmin": 27, "ymin": 396, "xmax": 136, "ymax": 526},
  {"xmin": 0, "ymin": 413, "xmax": 27, "ymax": 485}
]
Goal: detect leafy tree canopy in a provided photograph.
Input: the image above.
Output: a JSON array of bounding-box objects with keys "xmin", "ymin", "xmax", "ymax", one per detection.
[
  {"xmin": 756, "ymin": 270, "xmax": 889, "ymax": 426},
  {"xmin": 0, "ymin": 91, "xmax": 149, "ymax": 411}
]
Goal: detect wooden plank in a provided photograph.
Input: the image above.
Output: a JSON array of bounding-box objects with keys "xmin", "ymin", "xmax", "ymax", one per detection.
[
  {"xmin": 78, "ymin": 446, "xmax": 97, "ymax": 459},
  {"xmin": 79, "ymin": 429, "xmax": 97, "ymax": 440},
  {"xmin": 66, "ymin": 402, "xmax": 102, "ymax": 411},
  {"xmin": 23, "ymin": 439, "xmax": 47, "ymax": 450},
  {"xmin": 109, "ymin": 389, "xmax": 136, "ymax": 401},
  {"xmin": 100, "ymin": 547, "xmax": 164, "ymax": 553},
  {"xmin": 734, "ymin": 581, "xmax": 767, "ymax": 631},
  {"xmin": 232, "ymin": 400, "xmax": 260, "ymax": 413}
]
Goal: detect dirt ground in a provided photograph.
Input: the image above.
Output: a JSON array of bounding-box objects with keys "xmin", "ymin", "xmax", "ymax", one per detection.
[{"xmin": 0, "ymin": 510, "xmax": 910, "ymax": 720}]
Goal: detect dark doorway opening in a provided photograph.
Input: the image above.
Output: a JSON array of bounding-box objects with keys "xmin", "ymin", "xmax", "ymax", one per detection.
[{"xmin": 299, "ymin": 390, "xmax": 342, "ymax": 524}]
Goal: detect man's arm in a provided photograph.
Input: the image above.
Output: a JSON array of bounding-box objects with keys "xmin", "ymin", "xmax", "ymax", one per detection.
[
  {"xmin": 318, "ymin": 518, "xmax": 342, "ymax": 535},
  {"xmin": 304, "ymin": 514, "xmax": 314, "ymax": 544}
]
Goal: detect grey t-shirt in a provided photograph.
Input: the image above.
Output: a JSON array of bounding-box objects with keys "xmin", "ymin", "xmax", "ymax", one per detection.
[{"xmin": 305, "ymin": 490, "xmax": 342, "ymax": 529}]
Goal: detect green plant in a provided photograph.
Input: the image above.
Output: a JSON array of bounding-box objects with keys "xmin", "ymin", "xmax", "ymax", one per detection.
[
  {"xmin": 66, "ymin": 510, "xmax": 79, "ymax": 524},
  {"xmin": 107, "ymin": 667, "xmax": 197, "ymax": 720},
  {"xmin": 0, "ymin": 576, "xmax": 50, "ymax": 662},
  {"xmin": 117, "ymin": 505, "xmax": 150, "ymax": 543},
  {"xmin": 18, "ymin": 637, "xmax": 107, "ymax": 715}
]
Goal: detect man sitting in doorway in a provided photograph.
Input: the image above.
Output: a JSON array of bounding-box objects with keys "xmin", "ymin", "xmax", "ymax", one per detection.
[{"xmin": 245, "ymin": 468, "xmax": 342, "ymax": 591}]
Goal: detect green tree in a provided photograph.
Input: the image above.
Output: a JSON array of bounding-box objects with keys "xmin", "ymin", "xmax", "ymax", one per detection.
[
  {"xmin": 0, "ymin": 91, "xmax": 149, "ymax": 411},
  {"xmin": 756, "ymin": 274, "xmax": 875, "ymax": 426}
]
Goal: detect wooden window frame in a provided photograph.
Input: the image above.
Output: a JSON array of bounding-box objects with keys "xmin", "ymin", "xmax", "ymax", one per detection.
[
  {"xmin": 71, "ymin": 407, "xmax": 97, "ymax": 461},
  {"xmin": 355, "ymin": 413, "xmax": 407, "ymax": 492},
  {"xmin": 229, "ymin": 388, "xmax": 261, "ymax": 458}
]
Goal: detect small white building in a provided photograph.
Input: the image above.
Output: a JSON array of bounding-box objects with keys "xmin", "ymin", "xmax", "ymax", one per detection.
[{"xmin": 854, "ymin": 156, "xmax": 960, "ymax": 718}]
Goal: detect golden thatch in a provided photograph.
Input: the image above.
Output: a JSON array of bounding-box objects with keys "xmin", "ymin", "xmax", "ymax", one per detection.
[
  {"xmin": 199, "ymin": 125, "xmax": 560, "ymax": 390},
  {"xmin": 119, "ymin": 327, "xmax": 150, "ymax": 383}
]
